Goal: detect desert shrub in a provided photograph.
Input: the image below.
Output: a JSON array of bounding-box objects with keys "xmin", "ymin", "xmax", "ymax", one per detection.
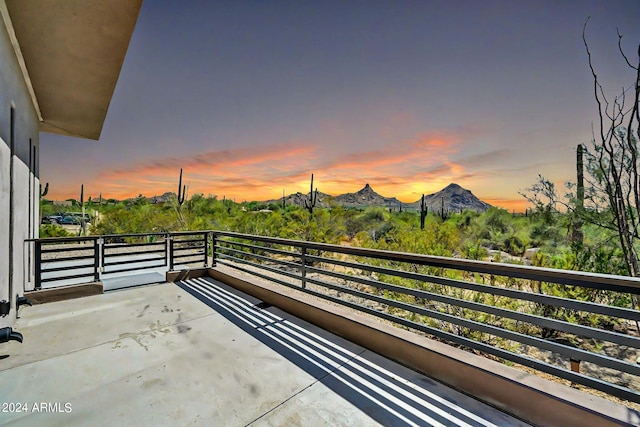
[{"xmin": 39, "ymin": 224, "xmax": 69, "ymax": 238}]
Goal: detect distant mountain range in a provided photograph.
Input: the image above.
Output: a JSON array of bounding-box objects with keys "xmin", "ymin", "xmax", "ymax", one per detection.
[
  {"xmin": 64, "ymin": 182, "xmax": 491, "ymax": 213},
  {"xmin": 267, "ymin": 183, "xmax": 491, "ymax": 212}
]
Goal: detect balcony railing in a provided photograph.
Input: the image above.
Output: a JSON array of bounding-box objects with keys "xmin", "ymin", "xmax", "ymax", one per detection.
[
  {"xmin": 27, "ymin": 231, "xmax": 208, "ymax": 290},
  {"xmin": 26, "ymin": 230, "xmax": 640, "ymax": 403}
]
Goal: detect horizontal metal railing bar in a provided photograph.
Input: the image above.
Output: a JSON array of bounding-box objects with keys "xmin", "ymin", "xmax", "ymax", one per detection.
[
  {"xmin": 216, "ymin": 253, "xmax": 302, "ymax": 282},
  {"xmin": 172, "ymin": 250, "xmax": 205, "ymax": 257},
  {"xmin": 41, "ymin": 263, "xmax": 96, "ymax": 274},
  {"xmin": 41, "ymin": 272, "xmax": 95, "ymax": 283},
  {"xmin": 26, "ymin": 236, "xmax": 97, "ymax": 243},
  {"xmin": 103, "ymin": 263, "xmax": 167, "ymax": 275},
  {"xmin": 304, "ymin": 274, "xmax": 640, "ymax": 376},
  {"xmin": 216, "ymin": 246, "xmax": 301, "ymax": 270},
  {"xmin": 216, "ymin": 240, "xmax": 300, "ymax": 258},
  {"xmin": 103, "ymin": 256, "xmax": 166, "ymax": 268},
  {"xmin": 306, "ymin": 265, "xmax": 640, "ymax": 348},
  {"xmin": 40, "ymin": 245, "xmax": 95, "ymax": 254},
  {"xmin": 172, "ymin": 253, "xmax": 205, "ymax": 261},
  {"xmin": 172, "ymin": 238, "xmax": 205, "ymax": 245},
  {"xmin": 217, "ymin": 256, "xmax": 639, "ymax": 402},
  {"xmin": 216, "ymin": 259, "xmax": 298, "ymax": 288},
  {"xmin": 305, "ymin": 254, "xmax": 640, "ymax": 321},
  {"xmin": 169, "ymin": 231, "xmax": 208, "ymax": 237},
  {"xmin": 212, "ymin": 231, "xmax": 640, "ymax": 294},
  {"xmin": 172, "ymin": 251, "xmax": 204, "ymax": 258},
  {"xmin": 103, "ymin": 241, "xmax": 166, "ymax": 250},
  {"xmin": 103, "ymin": 248, "xmax": 166, "ymax": 259},
  {"xmin": 100, "ymin": 232, "xmax": 169, "ymax": 239},
  {"xmin": 215, "ymin": 261, "xmax": 307, "ymax": 295},
  {"xmin": 41, "ymin": 254, "xmax": 96, "ymax": 263},
  {"xmin": 172, "ymin": 246, "xmax": 205, "ymax": 253}
]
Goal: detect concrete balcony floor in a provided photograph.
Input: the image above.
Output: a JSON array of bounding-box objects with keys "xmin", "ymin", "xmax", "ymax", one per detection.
[{"xmin": 0, "ymin": 278, "xmax": 529, "ymax": 426}]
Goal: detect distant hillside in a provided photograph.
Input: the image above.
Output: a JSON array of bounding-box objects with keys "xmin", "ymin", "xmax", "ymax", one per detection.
[
  {"xmin": 333, "ymin": 183, "xmax": 401, "ymax": 208},
  {"xmin": 406, "ymin": 183, "xmax": 491, "ymax": 212},
  {"xmin": 266, "ymin": 183, "xmax": 491, "ymax": 212},
  {"xmin": 80, "ymin": 182, "xmax": 490, "ymax": 212},
  {"xmin": 276, "ymin": 190, "xmax": 333, "ymax": 209}
]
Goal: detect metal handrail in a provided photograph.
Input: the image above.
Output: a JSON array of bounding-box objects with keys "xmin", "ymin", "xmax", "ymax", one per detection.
[
  {"xmin": 30, "ymin": 231, "xmax": 209, "ymax": 290},
  {"xmin": 211, "ymin": 231, "xmax": 640, "ymax": 402},
  {"xmin": 27, "ymin": 229, "xmax": 640, "ymax": 401},
  {"xmin": 211, "ymin": 231, "xmax": 640, "ymax": 293}
]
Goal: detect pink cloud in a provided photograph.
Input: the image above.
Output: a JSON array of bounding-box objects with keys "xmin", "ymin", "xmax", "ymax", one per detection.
[{"xmin": 48, "ymin": 128, "xmax": 500, "ymax": 203}]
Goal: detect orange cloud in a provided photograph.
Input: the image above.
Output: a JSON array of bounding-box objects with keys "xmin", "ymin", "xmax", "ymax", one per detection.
[
  {"xmin": 47, "ymin": 129, "xmax": 511, "ymax": 205},
  {"xmin": 101, "ymin": 142, "xmax": 316, "ymax": 181}
]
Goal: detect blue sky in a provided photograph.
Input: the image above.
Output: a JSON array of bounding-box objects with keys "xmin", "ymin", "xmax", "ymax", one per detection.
[{"xmin": 40, "ymin": 0, "xmax": 640, "ymax": 210}]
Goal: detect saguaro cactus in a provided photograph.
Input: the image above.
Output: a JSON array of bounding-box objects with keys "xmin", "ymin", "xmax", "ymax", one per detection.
[
  {"xmin": 38, "ymin": 182, "xmax": 49, "ymax": 224},
  {"xmin": 304, "ymin": 174, "xmax": 318, "ymax": 215},
  {"xmin": 441, "ymin": 195, "xmax": 445, "ymax": 220},
  {"xmin": 79, "ymin": 184, "xmax": 87, "ymax": 236},
  {"xmin": 420, "ymin": 194, "xmax": 428, "ymax": 230},
  {"xmin": 572, "ymin": 144, "xmax": 585, "ymax": 245},
  {"xmin": 175, "ymin": 168, "xmax": 187, "ymax": 227},
  {"xmin": 177, "ymin": 168, "xmax": 186, "ymax": 206},
  {"xmin": 39, "ymin": 182, "xmax": 49, "ymax": 198}
]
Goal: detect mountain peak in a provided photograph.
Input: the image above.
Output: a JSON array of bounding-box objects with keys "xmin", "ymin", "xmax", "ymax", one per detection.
[
  {"xmin": 359, "ymin": 183, "xmax": 374, "ymax": 194},
  {"xmin": 333, "ymin": 183, "xmax": 400, "ymax": 207},
  {"xmin": 264, "ymin": 182, "xmax": 490, "ymax": 212},
  {"xmin": 441, "ymin": 183, "xmax": 467, "ymax": 195},
  {"xmin": 415, "ymin": 183, "xmax": 490, "ymax": 212}
]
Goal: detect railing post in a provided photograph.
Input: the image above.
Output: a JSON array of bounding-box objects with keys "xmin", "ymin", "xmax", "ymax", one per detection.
[
  {"xmin": 203, "ymin": 232, "xmax": 208, "ymax": 267},
  {"xmin": 301, "ymin": 246, "xmax": 307, "ymax": 289},
  {"xmin": 163, "ymin": 233, "xmax": 169, "ymax": 267},
  {"xmin": 94, "ymin": 237, "xmax": 102, "ymax": 281},
  {"xmin": 101, "ymin": 236, "xmax": 106, "ymax": 274},
  {"xmin": 211, "ymin": 232, "xmax": 216, "ymax": 267},
  {"xmin": 34, "ymin": 240, "xmax": 42, "ymax": 290},
  {"xmin": 169, "ymin": 234, "xmax": 175, "ymax": 271}
]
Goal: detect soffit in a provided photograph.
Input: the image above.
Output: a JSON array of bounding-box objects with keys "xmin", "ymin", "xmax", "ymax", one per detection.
[{"xmin": 5, "ymin": 0, "xmax": 142, "ymax": 140}]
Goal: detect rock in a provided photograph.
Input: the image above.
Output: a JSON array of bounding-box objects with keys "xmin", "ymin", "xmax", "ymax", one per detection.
[{"xmin": 524, "ymin": 248, "xmax": 541, "ymax": 260}]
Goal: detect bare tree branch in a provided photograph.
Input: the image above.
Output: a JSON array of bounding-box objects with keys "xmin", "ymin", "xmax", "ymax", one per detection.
[{"xmin": 618, "ymin": 28, "xmax": 638, "ymax": 70}]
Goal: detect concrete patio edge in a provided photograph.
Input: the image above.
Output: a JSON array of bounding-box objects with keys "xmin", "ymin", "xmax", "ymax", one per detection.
[
  {"xmin": 206, "ymin": 266, "xmax": 639, "ymax": 427},
  {"xmin": 25, "ymin": 282, "xmax": 103, "ymax": 304}
]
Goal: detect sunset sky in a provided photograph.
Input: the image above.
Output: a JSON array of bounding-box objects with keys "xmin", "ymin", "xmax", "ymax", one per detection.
[{"xmin": 40, "ymin": 1, "xmax": 640, "ymax": 211}]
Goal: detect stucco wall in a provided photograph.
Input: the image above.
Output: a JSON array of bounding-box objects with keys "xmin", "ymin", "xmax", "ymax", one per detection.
[
  {"xmin": 0, "ymin": 139, "xmax": 9, "ymax": 313},
  {"xmin": 1, "ymin": 8, "xmax": 40, "ymax": 330}
]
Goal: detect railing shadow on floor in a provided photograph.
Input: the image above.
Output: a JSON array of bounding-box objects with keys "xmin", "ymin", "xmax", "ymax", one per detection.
[{"xmin": 176, "ymin": 276, "xmax": 525, "ymax": 427}]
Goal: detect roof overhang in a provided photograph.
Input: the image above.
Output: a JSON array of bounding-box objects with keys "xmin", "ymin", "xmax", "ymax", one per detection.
[{"xmin": 5, "ymin": 0, "xmax": 142, "ymax": 140}]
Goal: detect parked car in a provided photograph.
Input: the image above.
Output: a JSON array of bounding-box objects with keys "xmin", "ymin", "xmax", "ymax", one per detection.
[
  {"xmin": 58, "ymin": 216, "xmax": 81, "ymax": 225},
  {"xmin": 64, "ymin": 212, "xmax": 91, "ymax": 223},
  {"xmin": 41, "ymin": 214, "xmax": 63, "ymax": 224},
  {"xmin": 41, "ymin": 212, "xmax": 90, "ymax": 225}
]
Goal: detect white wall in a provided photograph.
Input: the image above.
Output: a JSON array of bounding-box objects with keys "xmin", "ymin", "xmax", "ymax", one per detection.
[
  {"xmin": 13, "ymin": 158, "xmax": 29, "ymax": 298},
  {"xmin": 27, "ymin": 175, "xmax": 39, "ymax": 290},
  {"xmin": 0, "ymin": 7, "xmax": 40, "ymax": 331},
  {"xmin": 0, "ymin": 138, "xmax": 9, "ymax": 316}
]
